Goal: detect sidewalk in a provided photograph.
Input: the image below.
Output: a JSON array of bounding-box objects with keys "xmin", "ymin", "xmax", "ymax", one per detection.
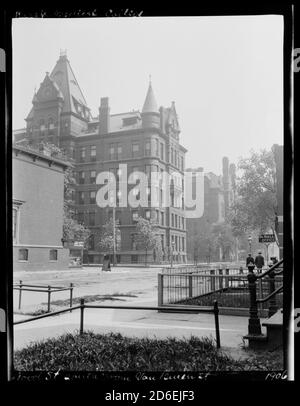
[{"xmin": 13, "ymin": 298, "xmax": 256, "ymax": 351}]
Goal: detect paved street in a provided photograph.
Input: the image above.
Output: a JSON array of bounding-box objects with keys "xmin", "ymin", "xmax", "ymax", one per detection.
[{"xmin": 13, "ymin": 266, "xmax": 255, "ymax": 351}]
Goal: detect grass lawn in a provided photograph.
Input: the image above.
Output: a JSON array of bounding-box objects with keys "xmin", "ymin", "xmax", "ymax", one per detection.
[{"xmin": 14, "ymin": 332, "xmax": 284, "ymax": 372}]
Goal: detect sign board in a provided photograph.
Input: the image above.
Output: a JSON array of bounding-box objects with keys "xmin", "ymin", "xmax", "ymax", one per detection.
[
  {"xmin": 259, "ymin": 234, "xmax": 275, "ymax": 243},
  {"xmin": 74, "ymin": 241, "xmax": 84, "ymax": 247}
]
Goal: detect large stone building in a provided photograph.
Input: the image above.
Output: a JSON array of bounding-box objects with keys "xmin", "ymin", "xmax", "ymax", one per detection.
[
  {"xmin": 14, "ymin": 52, "xmax": 187, "ymax": 264},
  {"xmin": 13, "ymin": 144, "xmax": 70, "ymax": 271},
  {"xmin": 186, "ymin": 158, "xmax": 236, "ymax": 263}
]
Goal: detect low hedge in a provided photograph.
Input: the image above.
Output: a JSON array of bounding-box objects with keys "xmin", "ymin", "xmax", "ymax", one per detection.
[{"xmin": 14, "ymin": 332, "xmax": 283, "ymax": 371}]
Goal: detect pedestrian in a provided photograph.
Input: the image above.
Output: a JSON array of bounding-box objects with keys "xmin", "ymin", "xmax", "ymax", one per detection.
[
  {"xmin": 246, "ymin": 253, "xmax": 255, "ymax": 267},
  {"xmin": 102, "ymin": 254, "xmax": 111, "ymax": 272},
  {"xmin": 254, "ymin": 251, "xmax": 265, "ymax": 273}
]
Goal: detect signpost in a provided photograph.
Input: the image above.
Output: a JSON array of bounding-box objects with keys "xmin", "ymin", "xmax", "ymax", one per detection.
[{"xmin": 259, "ymin": 234, "xmax": 275, "ymax": 263}]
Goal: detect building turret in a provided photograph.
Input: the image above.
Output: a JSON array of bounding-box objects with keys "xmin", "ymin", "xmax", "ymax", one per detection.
[{"xmin": 141, "ymin": 80, "xmax": 160, "ymax": 129}]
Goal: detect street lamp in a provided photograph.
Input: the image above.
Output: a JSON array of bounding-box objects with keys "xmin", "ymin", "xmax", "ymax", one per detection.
[{"xmin": 248, "ymin": 236, "xmax": 252, "ymax": 256}]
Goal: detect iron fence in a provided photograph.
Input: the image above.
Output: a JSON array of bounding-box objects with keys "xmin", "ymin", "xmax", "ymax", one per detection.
[
  {"xmin": 158, "ymin": 271, "xmax": 283, "ymax": 317},
  {"xmin": 14, "ymin": 299, "xmax": 221, "ymax": 348},
  {"xmin": 13, "ymin": 281, "xmax": 74, "ymax": 312}
]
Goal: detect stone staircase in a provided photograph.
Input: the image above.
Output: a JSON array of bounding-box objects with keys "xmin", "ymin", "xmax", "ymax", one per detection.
[{"xmin": 244, "ymin": 309, "xmax": 283, "ymax": 350}]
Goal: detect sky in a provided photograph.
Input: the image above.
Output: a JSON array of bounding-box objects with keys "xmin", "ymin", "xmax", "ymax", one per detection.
[{"xmin": 12, "ymin": 16, "xmax": 283, "ymax": 174}]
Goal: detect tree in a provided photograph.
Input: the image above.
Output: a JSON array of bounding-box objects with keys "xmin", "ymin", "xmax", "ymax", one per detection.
[
  {"xmin": 134, "ymin": 217, "xmax": 161, "ymax": 266},
  {"xmin": 228, "ymin": 149, "xmax": 278, "ymax": 236},
  {"xmin": 98, "ymin": 218, "xmax": 121, "ymax": 254},
  {"xmin": 211, "ymin": 223, "xmax": 235, "ymax": 261}
]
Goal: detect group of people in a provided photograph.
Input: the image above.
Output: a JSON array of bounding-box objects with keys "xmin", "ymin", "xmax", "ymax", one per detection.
[{"xmin": 246, "ymin": 252, "xmax": 278, "ymax": 273}]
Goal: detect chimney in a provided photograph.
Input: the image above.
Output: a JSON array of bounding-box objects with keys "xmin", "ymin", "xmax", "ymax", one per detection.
[{"xmin": 99, "ymin": 97, "xmax": 110, "ymax": 135}]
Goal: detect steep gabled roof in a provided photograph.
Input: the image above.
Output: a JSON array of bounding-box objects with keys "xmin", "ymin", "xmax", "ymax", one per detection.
[{"xmin": 49, "ymin": 54, "xmax": 89, "ymax": 116}]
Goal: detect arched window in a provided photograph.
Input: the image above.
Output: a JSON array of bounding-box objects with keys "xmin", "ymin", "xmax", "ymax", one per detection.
[
  {"xmin": 48, "ymin": 117, "xmax": 54, "ymax": 135},
  {"xmin": 39, "ymin": 119, "xmax": 45, "ymax": 135}
]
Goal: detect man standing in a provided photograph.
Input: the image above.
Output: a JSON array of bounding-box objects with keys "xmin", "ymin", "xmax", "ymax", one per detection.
[
  {"xmin": 255, "ymin": 251, "xmax": 265, "ymax": 273},
  {"xmin": 246, "ymin": 253, "xmax": 255, "ymax": 266}
]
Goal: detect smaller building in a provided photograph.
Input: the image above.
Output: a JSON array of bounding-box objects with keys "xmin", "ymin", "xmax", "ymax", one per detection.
[{"xmin": 13, "ymin": 144, "xmax": 71, "ymax": 271}]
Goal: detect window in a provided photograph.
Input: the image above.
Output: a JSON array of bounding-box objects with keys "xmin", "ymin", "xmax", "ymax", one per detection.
[
  {"xmin": 132, "ymin": 210, "xmax": 138, "ymax": 222},
  {"xmin": 155, "ymin": 139, "xmax": 159, "ymax": 156},
  {"xmin": 161, "ymin": 212, "xmax": 165, "ymax": 226},
  {"xmin": 90, "ymin": 170, "xmax": 96, "ymax": 184},
  {"xmin": 116, "ymin": 143, "xmax": 122, "ymax": 159},
  {"xmin": 132, "ymin": 143, "xmax": 139, "ymax": 158},
  {"xmin": 171, "ymin": 213, "xmax": 174, "ymax": 227},
  {"xmin": 49, "ymin": 249, "xmax": 58, "ymax": 261},
  {"xmin": 182, "ymin": 237, "xmax": 185, "ymax": 251},
  {"xmin": 89, "ymin": 191, "xmax": 96, "ymax": 204},
  {"xmin": 123, "ymin": 117, "xmax": 137, "ymax": 126},
  {"xmin": 48, "ymin": 118, "xmax": 54, "ymax": 135},
  {"xmin": 109, "ymin": 143, "xmax": 115, "ymax": 160},
  {"xmin": 182, "ymin": 217, "xmax": 185, "ymax": 229},
  {"xmin": 80, "ymin": 147, "xmax": 86, "ymax": 163},
  {"xmin": 90, "ymin": 145, "xmax": 96, "ymax": 162},
  {"xmin": 145, "ymin": 165, "xmax": 151, "ymax": 182},
  {"xmin": 160, "ymin": 143, "xmax": 164, "ymax": 160},
  {"xmin": 78, "ymin": 171, "xmax": 85, "ymax": 184},
  {"xmin": 18, "ymin": 249, "xmax": 28, "ymax": 261},
  {"xmin": 77, "ymin": 212, "xmax": 84, "ymax": 224},
  {"xmin": 39, "ymin": 119, "xmax": 45, "ymax": 134},
  {"xmin": 89, "ymin": 212, "xmax": 95, "ymax": 226},
  {"xmin": 145, "ymin": 140, "xmax": 151, "ymax": 156},
  {"xmin": 78, "ymin": 191, "xmax": 85, "ymax": 205},
  {"xmin": 171, "ymin": 147, "xmax": 174, "ymax": 164},
  {"xmin": 145, "ymin": 209, "xmax": 151, "ymax": 219}
]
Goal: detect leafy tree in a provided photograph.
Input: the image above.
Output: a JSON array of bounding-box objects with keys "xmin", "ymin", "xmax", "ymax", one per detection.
[
  {"xmin": 211, "ymin": 223, "xmax": 235, "ymax": 261},
  {"xmin": 98, "ymin": 218, "xmax": 121, "ymax": 254},
  {"xmin": 134, "ymin": 217, "xmax": 161, "ymax": 266},
  {"xmin": 228, "ymin": 149, "xmax": 278, "ymax": 236}
]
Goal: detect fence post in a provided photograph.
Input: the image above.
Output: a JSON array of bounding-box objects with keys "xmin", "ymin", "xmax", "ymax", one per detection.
[
  {"xmin": 70, "ymin": 283, "xmax": 73, "ymax": 312},
  {"xmin": 80, "ymin": 298, "xmax": 85, "ymax": 335},
  {"xmin": 219, "ymin": 269, "xmax": 223, "ymax": 290},
  {"xmin": 158, "ymin": 273, "xmax": 164, "ymax": 306},
  {"xmin": 188, "ymin": 274, "xmax": 193, "ymax": 298},
  {"xmin": 18, "ymin": 280, "xmax": 22, "ymax": 310},
  {"xmin": 47, "ymin": 286, "xmax": 51, "ymax": 313},
  {"xmin": 213, "ymin": 301, "xmax": 221, "ymax": 348},
  {"xmin": 268, "ymin": 269, "xmax": 278, "ymax": 317},
  {"xmin": 210, "ymin": 270, "xmax": 215, "ymax": 291},
  {"xmin": 225, "ymin": 268, "xmax": 229, "ymax": 288},
  {"xmin": 247, "ymin": 270, "xmax": 262, "ymax": 335}
]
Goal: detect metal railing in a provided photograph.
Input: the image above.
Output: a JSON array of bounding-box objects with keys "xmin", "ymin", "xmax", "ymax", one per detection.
[
  {"xmin": 13, "ymin": 281, "xmax": 74, "ymax": 312},
  {"xmin": 13, "ymin": 299, "xmax": 221, "ymax": 348},
  {"xmin": 162, "ymin": 265, "xmax": 245, "ymax": 275},
  {"xmin": 158, "ymin": 269, "xmax": 283, "ymax": 317}
]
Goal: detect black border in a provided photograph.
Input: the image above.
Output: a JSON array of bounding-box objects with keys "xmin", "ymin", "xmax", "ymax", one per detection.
[{"xmin": 0, "ymin": 3, "xmax": 295, "ymax": 389}]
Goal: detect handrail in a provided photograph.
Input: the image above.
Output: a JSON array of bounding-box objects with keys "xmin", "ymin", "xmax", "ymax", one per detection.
[
  {"xmin": 256, "ymin": 285, "xmax": 283, "ymax": 303},
  {"xmin": 256, "ymin": 259, "xmax": 283, "ymax": 279},
  {"xmin": 13, "ymin": 300, "xmax": 221, "ymax": 348}
]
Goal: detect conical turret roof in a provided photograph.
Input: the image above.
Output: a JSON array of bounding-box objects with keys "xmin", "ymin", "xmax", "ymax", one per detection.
[{"xmin": 142, "ymin": 81, "xmax": 158, "ymax": 114}]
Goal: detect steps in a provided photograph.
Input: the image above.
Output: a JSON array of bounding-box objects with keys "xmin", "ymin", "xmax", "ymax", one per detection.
[
  {"xmin": 243, "ymin": 309, "xmax": 283, "ymax": 350},
  {"xmin": 261, "ymin": 309, "xmax": 283, "ymax": 350}
]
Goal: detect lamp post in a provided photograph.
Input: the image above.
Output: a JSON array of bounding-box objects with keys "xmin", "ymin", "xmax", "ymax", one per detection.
[{"xmin": 248, "ymin": 235, "xmax": 252, "ymax": 256}]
